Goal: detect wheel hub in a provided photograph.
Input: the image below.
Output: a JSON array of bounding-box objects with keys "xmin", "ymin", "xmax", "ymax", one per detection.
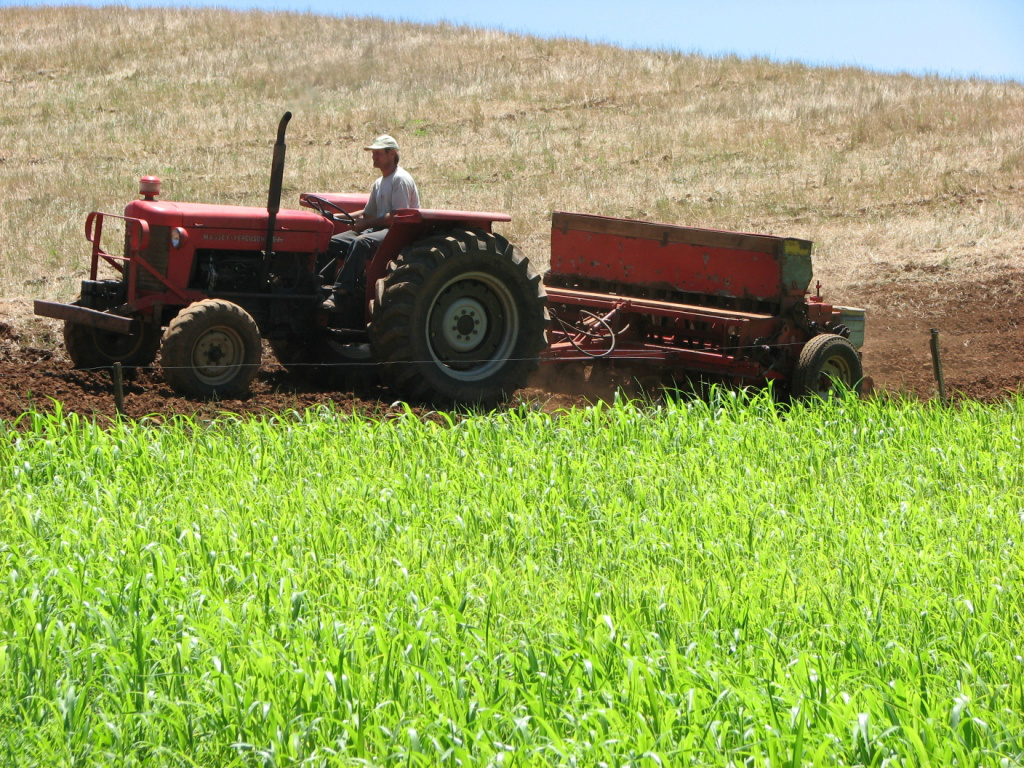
[
  {"xmin": 817, "ymin": 355, "xmax": 852, "ymax": 392},
  {"xmin": 192, "ymin": 327, "xmax": 244, "ymax": 384},
  {"xmin": 442, "ymin": 298, "xmax": 488, "ymax": 352}
]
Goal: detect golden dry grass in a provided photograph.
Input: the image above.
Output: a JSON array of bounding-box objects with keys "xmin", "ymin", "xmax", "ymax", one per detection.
[{"xmin": 1, "ymin": 6, "xmax": 1022, "ymax": 325}]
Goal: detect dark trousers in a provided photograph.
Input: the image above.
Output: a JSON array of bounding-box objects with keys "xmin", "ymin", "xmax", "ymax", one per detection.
[{"xmin": 329, "ymin": 228, "xmax": 388, "ymax": 294}]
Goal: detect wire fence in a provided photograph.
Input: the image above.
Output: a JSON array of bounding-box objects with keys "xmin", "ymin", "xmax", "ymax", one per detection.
[{"xmin": 63, "ymin": 338, "xmax": 821, "ymax": 375}]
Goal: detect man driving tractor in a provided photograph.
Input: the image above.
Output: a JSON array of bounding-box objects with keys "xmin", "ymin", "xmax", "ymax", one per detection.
[{"xmin": 322, "ymin": 134, "xmax": 420, "ymax": 311}]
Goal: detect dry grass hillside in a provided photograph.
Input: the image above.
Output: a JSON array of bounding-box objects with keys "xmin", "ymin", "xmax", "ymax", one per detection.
[{"xmin": 1, "ymin": 5, "xmax": 1023, "ymax": 399}]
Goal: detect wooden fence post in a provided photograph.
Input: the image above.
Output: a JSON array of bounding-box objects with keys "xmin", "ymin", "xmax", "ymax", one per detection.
[
  {"xmin": 111, "ymin": 362, "xmax": 126, "ymax": 416},
  {"xmin": 929, "ymin": 329, "xmax": 947, "ymax": 404}
]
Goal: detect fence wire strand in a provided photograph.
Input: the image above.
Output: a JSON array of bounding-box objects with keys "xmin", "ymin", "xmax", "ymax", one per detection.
[{"xmin": 66, "ymin": 338, "xmax": 818, "ymax": 375}]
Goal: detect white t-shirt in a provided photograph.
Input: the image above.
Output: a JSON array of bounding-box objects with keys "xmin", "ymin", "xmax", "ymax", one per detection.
[{"xmin": 363, "ymin": 166, "xmax": 420, "ymax": 220}]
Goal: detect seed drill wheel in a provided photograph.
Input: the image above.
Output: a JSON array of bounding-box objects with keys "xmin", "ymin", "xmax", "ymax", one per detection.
[
  {"xmin": 790, "ymin": 333, "xmax": 863, "ymax": 399},
  {"xmin": 160, "ymin": 299, "xmax": 261, "ymax": 398},
  {"xmin": 63, "ymin": 309, "xmax": 161, "ymax": 370},
  {"xmin": 369, "ymin": 228, "xmax": 548, "ymax": 406}
]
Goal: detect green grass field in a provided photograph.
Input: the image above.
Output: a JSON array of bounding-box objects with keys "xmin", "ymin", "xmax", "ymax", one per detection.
[{"xmin": 2, "ymin": 394, "xmax": 1022, "ymax": 766}]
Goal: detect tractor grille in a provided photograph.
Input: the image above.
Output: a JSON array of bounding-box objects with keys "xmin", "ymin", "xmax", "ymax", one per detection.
[{"xmin": 128, "ymin": 225, "xmax": 170, "ymax": 291}]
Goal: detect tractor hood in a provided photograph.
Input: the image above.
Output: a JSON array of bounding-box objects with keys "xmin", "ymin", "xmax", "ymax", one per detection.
[{"xmin": 124, "ymin": 199, "xmax": 334, "ymax": 235}]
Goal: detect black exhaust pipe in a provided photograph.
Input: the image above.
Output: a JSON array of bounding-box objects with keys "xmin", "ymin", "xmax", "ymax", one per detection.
[{"xmin": 260, "ymin": 111, "xmax": 292, "ymax": 288}]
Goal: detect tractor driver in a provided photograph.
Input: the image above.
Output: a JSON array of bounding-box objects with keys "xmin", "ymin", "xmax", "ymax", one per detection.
[{"xmin": 322, "ymin": 134, "xmax": 420, "ymax": 312}]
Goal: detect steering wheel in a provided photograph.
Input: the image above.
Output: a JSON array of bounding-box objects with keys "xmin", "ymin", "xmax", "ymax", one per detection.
[{"xmin": 305, "ymin": 195, "xmax": 356, "ymax": 227}]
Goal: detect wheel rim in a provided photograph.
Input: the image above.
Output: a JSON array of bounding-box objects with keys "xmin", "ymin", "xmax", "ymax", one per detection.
[
  {"xmin": 190, "ymin": 325, "xmax": 246, "ymax": 386},
  {"xmin": 814, "ymin": 353, "xmax": 853, "ymax": 394},
  {"xmin": 426, "ymin": 271, "xmax": 519, "ymax": 381}
]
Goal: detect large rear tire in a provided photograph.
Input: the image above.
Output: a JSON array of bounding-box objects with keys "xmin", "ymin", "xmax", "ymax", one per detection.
[
  {"xmin": 63, "ymin": 304, "xmax": 161, "ymax": 370},
  {"xmin": 790, "ymin": 333, "xmax": 863, "ymax": 399},
  {"xmin": 369, "ymin": 229, "xmax": 548, "ymax": 406},
  {"xmin": 160, "ymin": 299, "xmax": 261, "ymax": 398}
]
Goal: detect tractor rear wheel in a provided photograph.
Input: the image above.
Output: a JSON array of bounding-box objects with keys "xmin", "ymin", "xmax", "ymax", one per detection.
[
  {"xmin": 369, "ymin": 229, "xmax": 548, "ymax": 406},
  {"xmin": 160, "ymin": 299, "xmax": 261, "ymax": 398},
  {"xmin": 63, "ymin": 306, "xmax": 161, "ymax": 370},
  {"xmin": 790, "ymin": 333, "xmax": 862, "ymax": 399}
]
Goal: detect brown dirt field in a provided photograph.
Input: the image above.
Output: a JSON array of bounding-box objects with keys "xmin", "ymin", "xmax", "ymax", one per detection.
[
  {"xmin": 2, "ymin": 270, "xmax": 1022, "ymax": 422},
  {"xmin": 840, "ymin": 269, "xmax": 1024, "ymax": 402}
]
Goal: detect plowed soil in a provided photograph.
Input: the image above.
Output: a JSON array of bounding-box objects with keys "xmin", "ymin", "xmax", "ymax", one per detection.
[{"xmin": 2, "ymin": 270, "xmax": 1022, "ymax": 422}]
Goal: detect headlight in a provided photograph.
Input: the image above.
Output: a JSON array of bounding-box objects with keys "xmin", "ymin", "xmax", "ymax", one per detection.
[{"xmin": 170, "ymin": 227, "xmax": 187, "ymax": 248}]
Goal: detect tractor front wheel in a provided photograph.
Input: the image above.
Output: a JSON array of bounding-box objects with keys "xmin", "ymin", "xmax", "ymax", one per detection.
[
  {"xmin": 790, "ymin": 333, "xmax": 863, "ymax": 399},
  {"xmin": 160, "ymin": 299, "xmax": 261, "ymax": 398},
  {"xmin": 63, "ymin": 308, "xmax": 161, "ymax": 370},
  {"xmin": 369, "ymin": 229, "xmax": 548, "ymax": 406}
]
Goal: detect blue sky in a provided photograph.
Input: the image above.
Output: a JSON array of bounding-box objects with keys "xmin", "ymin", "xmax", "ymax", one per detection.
[{"xmin": 12, "ymin": 0, "xmax": 1024, "ymax": 82}]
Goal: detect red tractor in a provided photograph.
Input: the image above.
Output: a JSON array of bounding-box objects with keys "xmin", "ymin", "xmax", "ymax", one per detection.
[
  {"xmin": 36, "ymin": 113, "xmax": 866, "ymax": 405},
  {"xmin": 35, "ymin": 113, "xmax": 550, "ymax": 405}
]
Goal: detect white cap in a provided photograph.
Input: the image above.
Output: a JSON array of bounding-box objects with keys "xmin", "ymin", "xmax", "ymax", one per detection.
[{"xmin": 364, "ymin": 135, "xmax": 399, "ymax": 151}]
